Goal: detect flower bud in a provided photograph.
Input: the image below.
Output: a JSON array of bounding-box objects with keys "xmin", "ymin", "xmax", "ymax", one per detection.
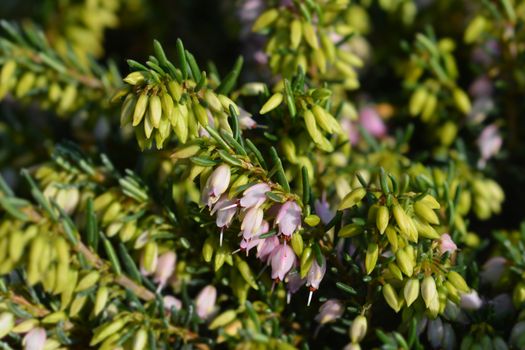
[
  {"xmin": 141, "ymin": 242, "xmax": 158, "ymax": 275},
  {"xmin": 0, "ymin": 312, "xmax": 14, "ymax": 339},
  {"xmin": 290, "ymin": 19, "xmax": 302, "ymax": 49},
  {"xmin": 276, "ymin": 201, "xmax": 302, "ymax": 236},
  {"xmin": 315, "ymin": 299, "xmax": 344, "ymax": 324},
  {"xmin": 414, "ymin": 201, "xmax": 439, "ymax": 225},
  {"xmin": 481, "ymin": 256, "xmax": 506, "ymax": 285},
  {"xmin": 252, "ymin": 9, "xmax": 279, "ymax": 32},
  {"xmin": 392, "ymin": 205, "xmax": 411, "ymax": 239},
  {"xmin": 307, "ymin": 255, "xmax": 326, "ymax": 291},
  {"xmin": 133, "ymin": 93, "xmax": 148, "ymax": 126},
  {"xmin": 270, "ymin": 244, "xmax": 296, "ymax": 281},
  {"xmin": 209, "ymin": 310, "xmax": 237, "ymax": 330},
  {"xmin": 148, "ymin": 95, "xmax": 162, "ymax": 128},
  {"xmin": 409, "ymin": 87, "xmax": 428, "ymax": 116},
  {"xmin": 376, "ymin": 206, "xmax": 389, "ymax": 234},
  {"xmin": 427, "ymin": 317, "xmax": 443, "ymax": 349},
  {"xmin": 202, "ymin": 165, "xmax": 231, "ymax": 207},
  {"xmin": 163, "ymin": 295, "xmax": 182, "ymax": 312},
  {"xmin": 132, "ymin": 328, "xmax": 148, "ymax": 350},
  {"xmin": 291, "ymin": 233, "xmax": 304, "ymax": 256},
  {"xmin": 365, "ymin": 243, "xmax": 378, "ymax": 275},
  {"xmin": 12, "ymin": 319, "xmax": 39, "ymax": 333},
  {"xmin": 302, "ymin": 20, "xmax": 319, "ymax": 49},
  {"xmin": 300, "ymin": 246, "xmax": 314, "ymax": 278},
  {"xmin": 196, "ymin": 285, "xmax": 217, "ymax": 320},
  {"xmin": 447, "ymin": 271, "xmax": 469, "ymax": 293},
  {"xmin": 339, "ymin": 188, "xmax": 366, "ymax": 210},
  {"xmin": 339, "ymin": 223, "xmax": 363, "ymax": 238},
  {"xmin": 94, "ymin": 286, "xmax": 109, "ymax": 316},
  {"xmin": 23, "ymin": 327, "xmax": 46, "ymax": 350},
  {"xmin": 421, "ymin": 276, "xmax": 438, "ymax": 309},
  {"xmin": 154, "ymin": 251, "xmax": 176, "ymax": 289},
  {"xmin": 404, "ymin": 278, "xmax": 420, "ymax": 307},
  {"xmin": 123, "ymin": 71, "xmax": 145, "ymax": 85},
  {"xmin": 385, "ymin": 226, "xmax": 399, "ymax": 251},
  {"xmin": 460, "ymin": 290, "xmax": 482, "ymax": 310},
  {"xmin": 350, "ymin": 315, "xmax": 367, "ymax": 343},
  {"xmin": 452, "ymin": 87, "xmax": 471, "ymax": 115},
  {"xmin": 343, "ymin": 343, "xmax": 361, "ymax": 350},
  {"xmin": 383, "ymin": 284, "xmax": 401, "ymax": 313},
  {"xmin": 439, "ymin": 234, "xmax": 457, "ymax": 255},
  {"xmin": 241, "ymin": 206, "xmax": 264, "ymax": 239},
  {"xmin": 240, "ymin": 183, "xmax": 270, "ymax": 208},
  {"xmin": 259, "ymin": 92, "xmax": 283, "ymax": 114},
  {"xmin": 202, "ymin": 236, "xmax": 214, "ymax": 263},
  {"xmin": 388, "ymin": 262, "xmax": 403, "ymax": 281},
  {"xmin": 395, "ymin": 249, "xmax": 414, "ymax": 277},
  {"xmin": 75, "ymin": 271, "xmax": 100, "ymax": 292}
]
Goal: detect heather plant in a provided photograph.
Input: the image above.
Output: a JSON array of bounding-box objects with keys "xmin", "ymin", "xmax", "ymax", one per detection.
[{"xmin": 0, "ymin": 0, "xmax": 524, "ymax": 349}]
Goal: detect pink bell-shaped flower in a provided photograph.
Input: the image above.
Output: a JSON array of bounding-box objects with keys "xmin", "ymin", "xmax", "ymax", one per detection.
[
  {"xmin": 315, "ymin": 299, "xmax": 344, "ymax": 324},
  {"xmin": 154, "ymin": 251, "xmax": 176, "ymax": 291},
  {"xmin": 275, "ymin": 201, "xmax": 302, "ymax": 236},
  {"xmin": 201, "ymin": 165, "xmax": 231, "ymax": 207},
  {"xmin": 306, "ymin": 255, "xmax": 327, "ymax": 306},
  {"xmin": 195, "ymin": 285, "xmax": 217, "ymax": 320},
  {"xmin": 270, "ymin": 243, "xmax": 296, "ymax": 281},
  {"xmin": 240, "ymin": 183, "xmax": 270, "ymax": 208},
  {"xmin": 23, "ymin": 327, "xmax": 46, "ymax": 350}
]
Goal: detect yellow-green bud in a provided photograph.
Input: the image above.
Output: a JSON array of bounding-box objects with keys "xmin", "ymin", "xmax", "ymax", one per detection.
[
  {"xmin": 94, "ymin": 286, "xmax": 109, "ymax": 316},
  {"xmin": 421, "ymin": 93, "xmax": 437, "ymax": 122},
  {"xmin": 304, "ymin": 215, "xmax": 320, "ymax": 227},
  {"xmin": 365, "ymin": 243, "xmax": 379, "ymax": 275},
  {"xmin": 132, "ymin": 328, "xmax": 148, "ymax": 350},
  {"xmin": 383, "ymin": 284, "xmax": 401, "ymax": 313},
  {"xmin": 209, "ymin": 310, "xmax": 237, "ymax": 330},
  {"xmin": 376, "ymin": 206, "xmax": 389, "ymax": 234},
  {"xmin": 300, "ymin": 247, "xmax": 314, "ymax": 278},
  {"xmin": 75, "ymin": 271, "xmax": 100, "ymax": 292},
  {"xmin": 421, "ymin": 276, "xmax": 438, "ymax": 309},
  {"xmin": 290, "ymin": 19, "xmax": 302, "ymax": 49},
  {"xmin": 447, "ymin": 271, "xmax": 469, "ymax": 293},
  {"xmin": 0, "ymin": 312, "xmax": 14, "ymax": 339},
  {"xmin": 404, "ymin": 278, "xmax": 420, "ymax": 307},
  {"xmin": 414, "ymin": 201, "xmax": 439, "ymax": 225},
  {"xmin": 90, "ymin": 318, "xmax": 129, "ymax": 346},
  {"xmin": 339, "ymin": 188, "xmax": 367, "ymax": 210},
  {"xmin": 142, "ymin": 241, "xmax": 159, "ymax": 274},
  {"xmin": 388, "ymin": 262, "xmax": 403, "ymax": 281},
  {"xmin": 409, "ymin": 87, "xmax": 428, "ymax": 116},
  {"xmin": 302, "ymin": 20, "xmax": 319, "ymax": 49},
  {"xmin": 385, "ymin": 226, "xmax": 399, "ymax": 252},
  {"xmin": 350, "ymin": 315, "xmax": 367, "ymax": 343},
  {"xmin": 236, "ymin": 257, "xmax": 258, "ymax": 290},
  {"xmin": 202, "ymin": 237, "xmax": 214, "ymax": 263},
  {"xmin": 452, "ymin": 87, "xmax": 471, "ymax": 115},
  {"xmin": 395, "ymin": 249, "xmax": 414, "ymax": 277},
  {"xmin": 252, "ymin": 9, "xmax": 279, "ymax": 32},
  {"xmin": 339, "ymin": 223, "xmax": 363, "ymax": 238},
  {"xmin": 420, "ymin": 194, "xmax": 440, "ymax": 209},
  {"xmin": 42, "ymin": 311, "xmax": 66, "ymax": 324},
  {"xmin": 11, "ymin": 318, "xmax": 38, "ymax": 333},
  {"xmin": 304, "ymin": 109, "xmax": 324, "ymax": 145},
  {"xmin": 149, "ymin": 95, "xmax": 162, "ymax": 128},
  {"xmin": 291, "ymin": 233, "xmax": 304, "ymax": 256},
  {"xmin": 133, "ymin": 93, "xmax": 149, "ymax": 126},
  {"xmin": 123, "ymin": 71, "xmax": 146, "ymax": 85},
  {"xmin": 260, "ymin": 92, "xmax": 283, "ymax": 114},
  {"xmin": 464, "ymin": 16, "xmax": 488, "ymax": 44}
]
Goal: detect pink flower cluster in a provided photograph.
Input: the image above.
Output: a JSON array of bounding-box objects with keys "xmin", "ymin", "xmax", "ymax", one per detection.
[{"xmin": 202, "ymin": 164, "xmax": 327, "ymax": 303}]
